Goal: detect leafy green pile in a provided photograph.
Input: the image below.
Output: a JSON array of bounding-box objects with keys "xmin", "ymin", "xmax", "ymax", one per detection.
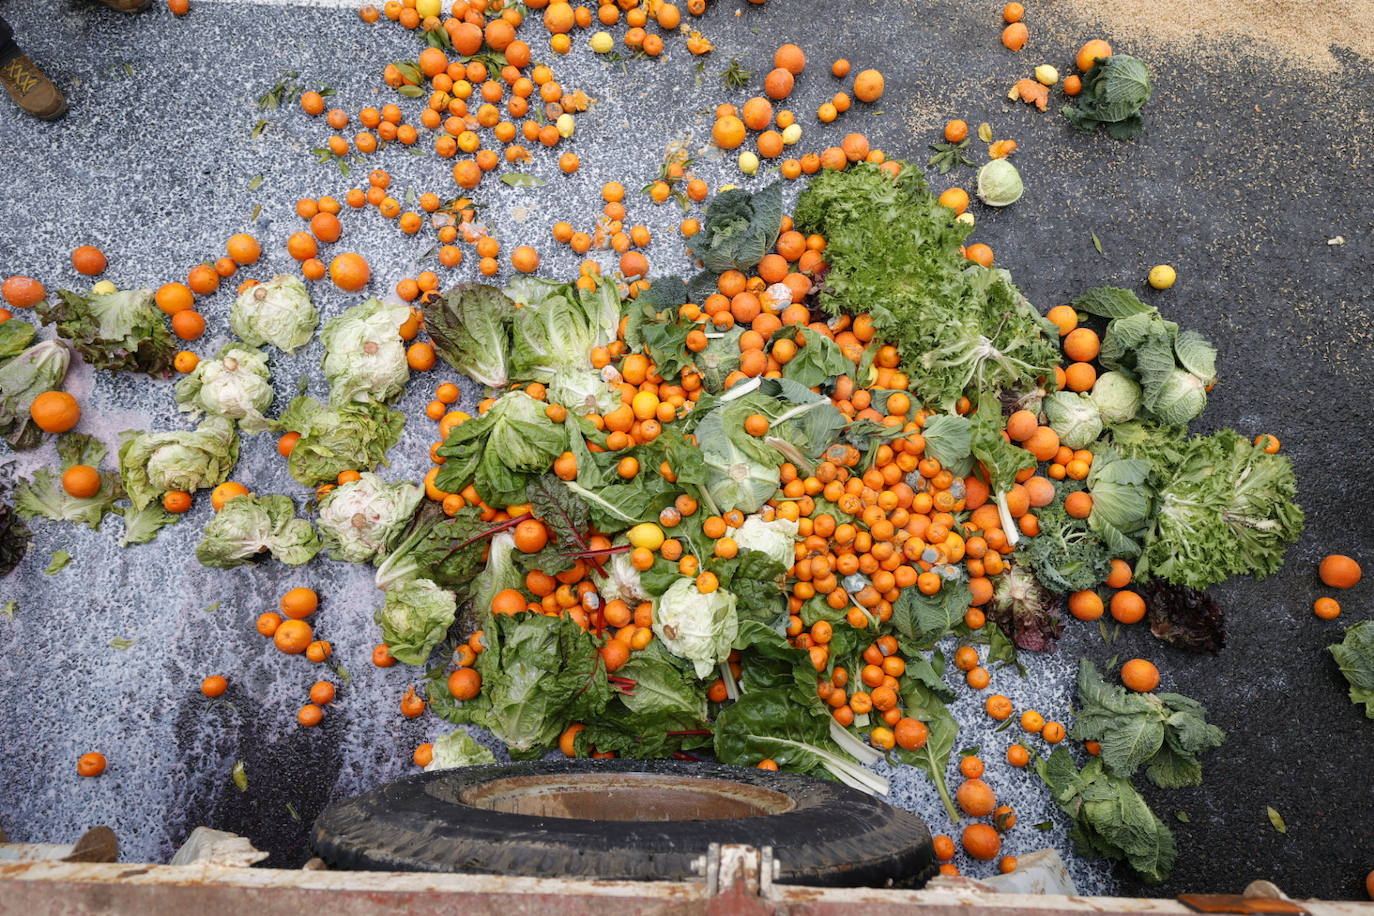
[
  {"xmin": 1076, "ymin": 287, "xmax": 1216, "ymax": 427},
  {"xmin": 687, "ymin": 182, "xmax": 783, "ymax": 275},
  {"xmin": 435, "ymin": 391, "xmax": 569, "ymax": 507},
  {"xmin": 276, "ymin": 396, "xmax": 406, "ymax": 488},
  {"xmin": 424, "ymin": 283, "xmax": 516, "ymax": 389},
  {"xmin": 1329, "ymin": 621, "xmax": 1374, "ymax": 718},
  {"xmin": 1071, "ymin": 660, "xmax": 1225, "ymax": 788},
  {"xmin": 230, "ymin": 274, "xmax": 318, "ymax": 353},
  {"xmin": 195, "ymin": 493, "xmax": 320, "ymax": 568},
  {"xmin": 793, "ymin": 162, "xmax": 1059, "ymax": 412},
  {"xmin": 1062, "ymin": 54, "xmax": 1153, "ymax": 140},
  {"xmin": 119, "ymin": 417, "xmax": 240, "ymax": 511},
  {"xmin": 0, "ymin": 336, "xmax": 71, "ymax": 449},
  {"xmin": 1036, "ymin": 747, "xmax": 1176, "ymax": 883},
  {"xmin": 39, "ymin": 288, "xmax": 175, "ymax": 376},
  {"xmin": 16, "ymin": 433, "xmax": 123, "ymax": 530},
  {"xmin": 175, "ymin": 343, "xmax": 275, "ymax": 433},
  {"xmin": 430, "ymin": 611, "xmax": 613, "ymax": 759},
  {"xmin": 1112, "ymin": 424, "xmax": 1304, "ymax": 589},
  {"xmin": 376, "ymin": 578, "xmax": 458, "ymax": 665},
  {"xmin": 320, "ymin": 298, "xmax": 412, "ymax": 405},
  {"xmin": 0, "ymin": 465, "xmax": 32, "ymax": 579}
]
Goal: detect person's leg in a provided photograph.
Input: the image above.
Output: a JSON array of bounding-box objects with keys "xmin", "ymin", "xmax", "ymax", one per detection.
[
  {"xmin": 0, "ymin": 16, "xmax": 67, "ymax": 120},
  {"xmin": 0, "ymin": 15, "xmax": 18, "ymax": 62}
]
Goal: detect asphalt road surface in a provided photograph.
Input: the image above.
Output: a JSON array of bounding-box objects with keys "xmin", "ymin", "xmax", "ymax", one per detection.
[{"xmin": 0, "ymin": 0, "xmax": 1370, "ymax": 901}]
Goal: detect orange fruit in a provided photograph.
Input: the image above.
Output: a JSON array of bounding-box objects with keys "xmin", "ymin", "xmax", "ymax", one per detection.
[
  {"xmin": 962, "ymin": 823, "xmax": 1001, "ymax": 861},
  {"xmin": 280, "ymin": 587, "xmax": 319, "ymax": 619},
  {"xmin": 210, "ymin": 481, "xmax": 249, "ymax": 511},
  {"xmin": 225, "ymin": 234, "xmax": 261, "ymax": 265},
  {"xmin": 155, "ymin": 282, "xmax": 194, "ymax": 315},
  {"xmin": 61, "ymin": 464, "xmax": 102, "ymax": 499},
  {"xmin": 712, "ymin": 115, "xmax": 746, "ymax": 150},
  {"xmin": 329, "ymin": 253, "xmax": 371, "ymax": 291},
  {"xmin": 1120, "ymin": 658, "xmax": 1160, "ymax": 692},
  {"xmin": 853, "ymin": 69, "xmax": 885, "ymax": 102},
  {"xmin": 1076, "ymin": 39, "xmax": 1112, "ymax": 73},
  {"xmin": 171, "ymin": 310, "xmax": 205, "ymax": 340},
  {"xmin": 29, "ymin": 390, "xmax": 80, "ymax": 433},
  {"xmin": 1319, "ymin": 554, "xmax": 1362, "ymax": 589},
  {"xmin": 2, "ymin": 276, "xmax": 46, "ymax": 308},
  {"xmin": 274, "ymin": 619, "xmax": 313, "ymax": 654},
  {"xmin": 763, "ymin": 67, "xmax": 794, "ymax": 100},
  {"xmin": 71, "ymin": 245, "xmax": 107, "ymax": 276}
]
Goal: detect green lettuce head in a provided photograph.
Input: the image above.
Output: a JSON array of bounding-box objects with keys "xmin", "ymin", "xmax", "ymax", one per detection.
[
  {"xmin": 38, "ymin": 288, "xmax": 175, "ymax": 376},
  {"xmin": 175, "ymin": 343, "xmax": 274, "ymax": 433},
  {"xmin": 0, "ymin": 339, "xmax": 71, "ymax": 450},
  {"xmin": 375, "ymin": 577, "xmax": 457, "ymax": 665},
  {"xmin": 321, "ymin": 297, "xmax": 411, "ymax": 405},
  {"xmin": 118, "ymin": 417, "xmax": 240, "ymax": 511},
  {"xmin": 1043, "ymin": 390, "xmax": 1104, "ymax": 449},
  {"xmin": 316, "ymin": 472, "xmax": 422, "ymax": 564},
  {"xmin": 977, "ymin": 159, "xmax": 1024, "ymax": 207},
  {"xmin": 195, "ymin": 493, "xmax": 321, "ymax": 568},
  {"xmin": 1090, "ymin": 371, "xmax": 1142, "ymax": 424},
  {"xmin": 276, "ymin": 396, "xmax": 406, "ymax": 488},
  {"xmin": 230, "ymin": 275, "xmax": 318, "ymax": 353},
  {"xmin": 424, "ymin": 729, "xmax": 496, "ymax": 770},
  {"xmin": 653, "ymin": 577, "xmax": 738, "ymax": 678}
]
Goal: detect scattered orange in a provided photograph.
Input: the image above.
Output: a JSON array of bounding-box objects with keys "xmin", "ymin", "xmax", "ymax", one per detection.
[{"xmin": 30, "ymin": 390, "xmax": 80, "ymax": 433}]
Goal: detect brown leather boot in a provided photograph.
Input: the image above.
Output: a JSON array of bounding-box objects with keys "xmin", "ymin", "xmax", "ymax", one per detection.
[
  {"xmin": 0, "ymin": 54, "xmax": 67, "ymax": 120},
  {"xmin": 97, "ymin": 0, "xmax": 152, "ymax": 11}
]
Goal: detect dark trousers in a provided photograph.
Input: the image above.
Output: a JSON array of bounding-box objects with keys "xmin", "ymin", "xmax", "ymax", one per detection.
[{"xmin": 0, "ymin": 15, "xmax": 16, "ymax": 62}]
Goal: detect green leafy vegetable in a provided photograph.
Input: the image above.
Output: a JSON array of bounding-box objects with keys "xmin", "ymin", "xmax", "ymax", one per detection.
[
  {"xmin": 375, "ymin": 577, "xmax": 457, "ymax": 665},
  {"xmin": 1070, "ymin": 659, "xmax": 1225, "ymax": 788},
  {"xmin": 1019, "ymin": 503, "xmax": 1113, "ymax": 595},
  {"xmin": 276, "ymin": 396, "xmax": 405, "ymax": 489},
  {"xmin": 505, "ymin": 276, "xmax": 622, "ymax": 414},
  {"xmin": 714, "ymin": 689, "xmax": 887, "ymax": 795},
  {"xmin": 230, "ymin": 274, "xmax": 318, "ymax": 353},
  {"xmin": 793, "ymin": 162, "xmax": 1058, "ymax": 411},
  {"xmin": 436, "ymin": 391, "xmax": 568, "ymax": 508},
  {"xmin": 118, "ymin": 417, "xmax": 240, "ymax": 511},
  {"xmin": 1266, "ymin": 806, "xmax": 1287, "ymax": 834},
  {"xmin": 1062, "ymin": 54, "xmax": 1153, "ymax": 140},
  {"xmin": 989, "ymin": 562, "xmax": 1063, "ymax": 651},
  {"xmin": 195, "ymin": 493, "xmax": 321, "ymax": 568},
  {"xmin": 976, "ymin": 159, "xmax": 1023, "ymax": 207},
  {"xmin": 175, "ymin": 343, "xmax": 274, "ymax": 433},
  {"xmin": 893, "ymin": 680, "xmax": 959, "ymax": 822},
  {"xmin": 1139, "ymin": 580, "xmax": 1225, "ymax": 653},
  {"xmin": 0, "ymin": 339, "xmax": 71, "ymax": 449},
  {"xmin": 0, "ymin": 473, "xmax": 32, "ymax": 578},
  {"xmin": 38, "ymin": 288, "xmax": 174, "ymax": 376},
  {"xmin": 425, "ymin": 283, "xmax": 516, "ymax": 389},
  {"xmin": 115, "ymin": 501, "xmax": 180, "ymax": 546},
  {"xmin": 688, "ymin": 183, "xmax": 783, "ymax": 274},
  {"xmin": 1126, "ymin": 427, "xmax": 1304, "ymax": 589},
  {"xmin": 316, "ymin": 472, "xmax": 423, "ymax": 563},
  {"xmin": 1043, "ymin": 391, "xmax": 1102, "ymax": 450},
  {"xmin": 320, "ymin": 297, "xmax": 411, "ymax": 404},
  {"xmin": 1329, "ymin": 621, "xmax": 1374, "ymax": 718},
  {"xmin": 44, "ymin": 549, "xmax": 72, "ymax": 574},
  {"xmin": 432, "ymin": 612, "xmax": 611, "ymax": 759},
  {"xmin": 424, "ymin": 728, "xmax": 496, "ymax": 770},
  {"xmin": 16, "ymin": 433, "xmax": 123, "ymax": 529},
  {"xmin": 1036, "ymin": 747, "xmax": 1176, "ymax": 883},
  {"xmin": 653, "ymin": 576, "xmax": 738, "ymax": 677},
  {"xmin": 0, "ymin": 319, "xmax": 37, "ymax": 360}
]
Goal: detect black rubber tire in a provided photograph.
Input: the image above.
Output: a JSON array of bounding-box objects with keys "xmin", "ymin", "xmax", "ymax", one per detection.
[{"xmin": 313, "ymin": 759, "xmax": 936, "ymax": 888}]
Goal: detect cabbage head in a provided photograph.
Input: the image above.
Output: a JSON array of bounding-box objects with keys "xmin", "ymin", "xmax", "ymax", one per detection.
[
  {"xmin": 1091, "ymin": 371, "xmax": 1142, "ymax": 424},
  {"xmin": 1043, "ymin": 390, "xmax": 1103, "ymax": 449},
  {"xmin": 424, "ymin": 729, "xmax": 496, "ymax": 771},
  {"xmin": 653, "ymin": 577, "xmax": 738, "ymax": 678},
  {"xmin": 175, "ymin": 343, "xmax": 274, "ymax": 433},
  {"xmin": 230, "ymin": 275, "xmax": 318, "ymax": 353},
  {"xmin": 321, "ymin": 298, "xmax": 411, "ymax": 404},
  {"xmin": 374, "ymin": 577, "xmax": 457, "ymax": 665},
  {"xmin": 316, "ymin": 472, "xmax": 423, "ymax": 563},
  {"xmin": 732, "ymin": 515, "xmax": 799, "ymax": 570},
  {"xmin": 118, "ymin": 417, "xmax": 240, "ymax": 511},
  {"xmin": 1150, "ymin": 369, "xmax": 1207, "ymax": 427}
]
